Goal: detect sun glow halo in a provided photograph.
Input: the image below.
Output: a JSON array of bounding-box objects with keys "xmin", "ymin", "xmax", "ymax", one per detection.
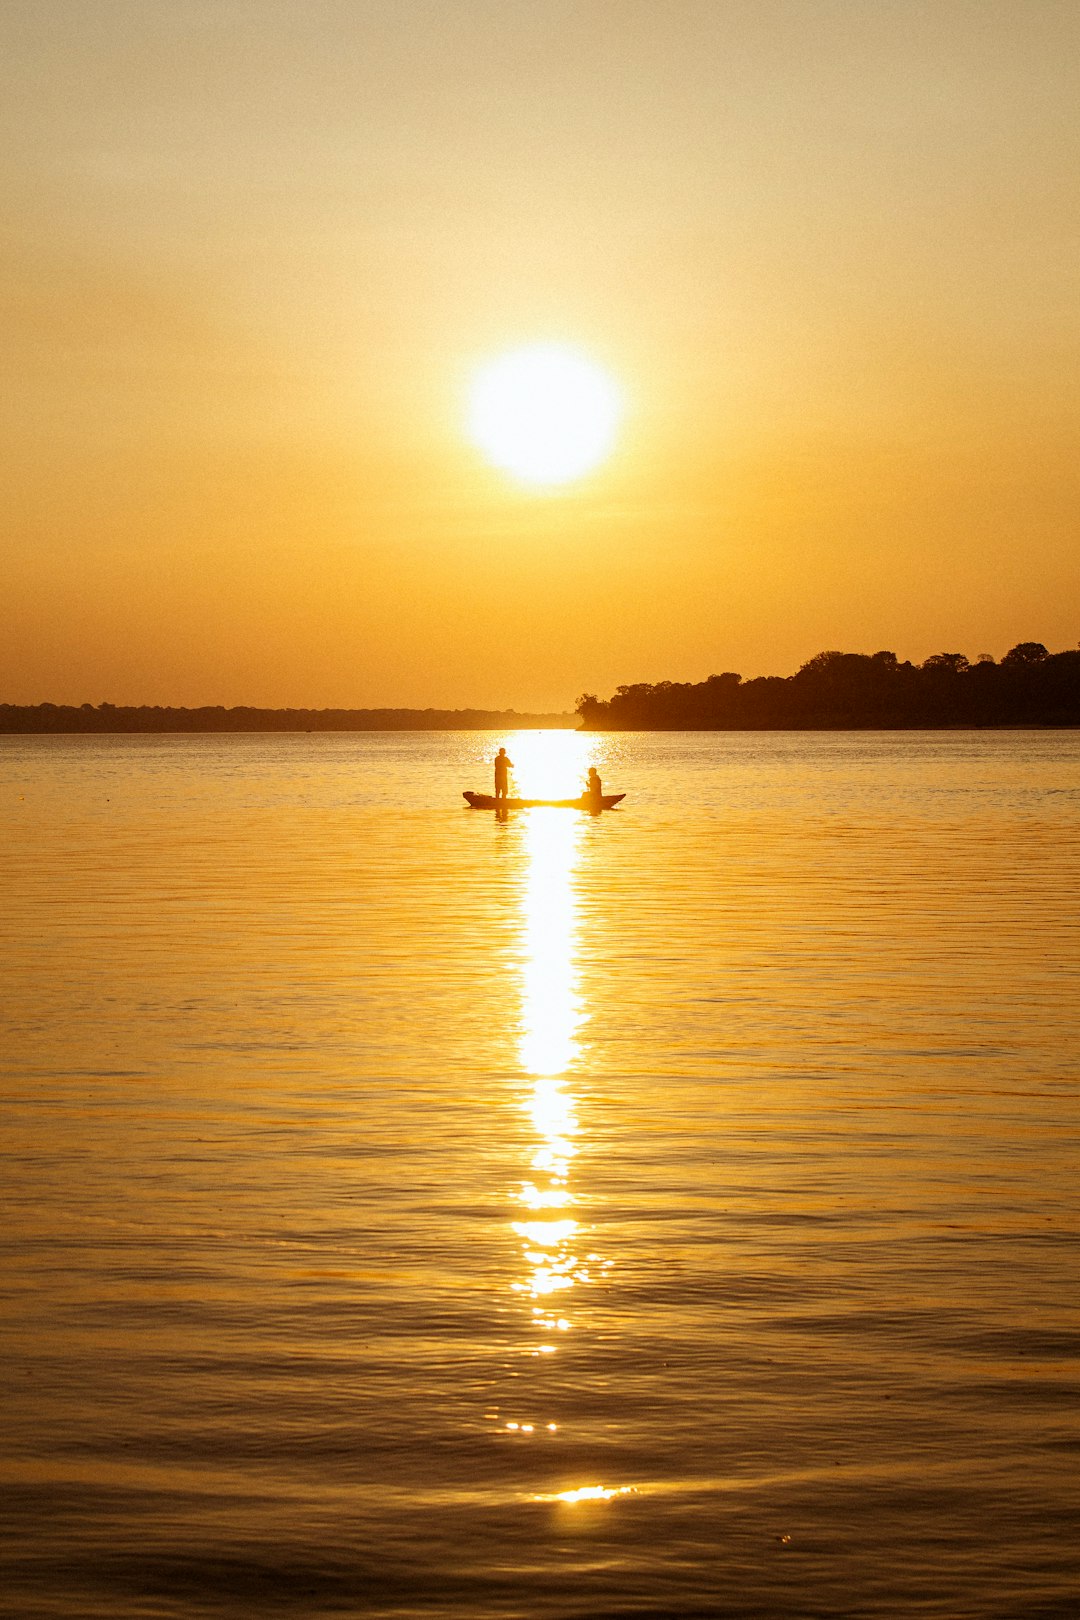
[{"xmin": 467, "ymin": 344, "xmax": 623, "ymax": 487}]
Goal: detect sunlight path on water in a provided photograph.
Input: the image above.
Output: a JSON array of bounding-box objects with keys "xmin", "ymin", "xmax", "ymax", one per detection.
[
  {"xmin": 501, "ymin": 737, "xmax": 623, "ymax": 1504},
  {"xmin": 511, "ymin": 810, "xmax": 584, "ymax": 1393},
  {"xmin": 505, "ymin": 727, "xmax": 591, "ymax": 803}
]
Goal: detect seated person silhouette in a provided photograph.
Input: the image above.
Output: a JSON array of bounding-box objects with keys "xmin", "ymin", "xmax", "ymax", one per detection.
[
  {"xmin": 494, "ymin": 747, "xmax": 513, "ymax": 801},
  {"xmin": 585, "ymin": 766, "xmax": 603, "ymax": 806}
]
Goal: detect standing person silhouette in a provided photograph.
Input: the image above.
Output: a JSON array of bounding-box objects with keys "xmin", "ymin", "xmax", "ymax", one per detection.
[{"xmin": 493, "ymin": 747, "xmax": 514, "ymax": 802}]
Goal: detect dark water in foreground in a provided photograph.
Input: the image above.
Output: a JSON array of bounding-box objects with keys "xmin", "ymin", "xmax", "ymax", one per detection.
[{"xmin": 1, "ymin": 730, "xmax": 1078, "ymax": 1619}]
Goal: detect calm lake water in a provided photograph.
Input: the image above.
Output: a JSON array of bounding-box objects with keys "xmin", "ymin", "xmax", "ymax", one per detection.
[{"xmin": 2, "ymin": 730, "xmax": 1078, "ymax": 1620}]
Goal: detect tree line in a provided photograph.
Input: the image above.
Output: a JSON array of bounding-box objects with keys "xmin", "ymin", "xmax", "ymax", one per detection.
[
  {"xmin": 0, "ymin": 704, "xmax": 574, "ymax": 734},
  {"xmin": 576, "ymin": 643, "xmax": 1080, "ymax": 730}
]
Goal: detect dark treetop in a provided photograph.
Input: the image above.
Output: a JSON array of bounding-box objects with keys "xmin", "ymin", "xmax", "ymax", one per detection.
[
  {"xmin": 0, "ymin": 705, "xmax": 575, "ymax": 734},
  {"xmin": 576, "ymin": 644, "xmax": 1080, "ymax": 730}
]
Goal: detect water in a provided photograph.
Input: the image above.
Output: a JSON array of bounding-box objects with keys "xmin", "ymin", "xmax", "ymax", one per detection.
[{"xmin": 1, "ymin": 730, "xmax": 1078, "ymax": 1619}]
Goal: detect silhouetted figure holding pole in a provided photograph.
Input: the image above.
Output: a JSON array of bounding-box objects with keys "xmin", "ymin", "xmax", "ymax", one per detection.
[
  {"xmin": 585, "ymin": 765, "xmax": 602, "ymax": 809},
  {"xmin": 494, "ymin": 747, "xmax": 513, "ymax": 802}
]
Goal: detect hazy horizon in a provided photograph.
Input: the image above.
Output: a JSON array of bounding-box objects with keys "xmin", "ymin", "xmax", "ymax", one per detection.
[{"xmin": 3, "ymin": 631, "xmax": 1078, "ymax": 716}]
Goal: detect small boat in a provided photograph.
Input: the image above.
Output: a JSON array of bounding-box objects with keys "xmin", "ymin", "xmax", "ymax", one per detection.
[{"xmin": 463, "ymin": 791, "xmax": 625, "ymax": 811}]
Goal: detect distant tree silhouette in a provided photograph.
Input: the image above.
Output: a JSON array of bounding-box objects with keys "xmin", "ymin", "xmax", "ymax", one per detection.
[
  {"xmin": 1001, "ymin": 642, "xmax": 1049, "ymax": 666},
  {"xmin": 575, "ymin": 644, "xmax": 1080, "ymax": 729},
  {"xmin": 5, "ymin": 644, "xmax": 1078, "ymax": 734},
  {"xmin": 922, "ymin": 653, "xmax": 970, "ymax": 673}
]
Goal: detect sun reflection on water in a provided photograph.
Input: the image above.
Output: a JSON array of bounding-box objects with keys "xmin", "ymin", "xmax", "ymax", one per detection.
[
  {"xmin": 507, "ymin": 728, "xmax": 592, "ymax": 802},
  {"xmin": 538, "ymin": 1484, "xmax": 636, "ymax": 1504},
  {"xmin": 513, "ymin": 807, "xmax": 584, "ymax": 1321},
  {"xmin": 493, "ymin": 734, "xmax": 630, "ymax": 1503}
]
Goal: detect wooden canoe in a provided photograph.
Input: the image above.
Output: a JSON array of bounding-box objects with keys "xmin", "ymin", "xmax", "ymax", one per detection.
[{"xmin": 463, "ymin": 791, "xmax": 625, "ymax": 811}]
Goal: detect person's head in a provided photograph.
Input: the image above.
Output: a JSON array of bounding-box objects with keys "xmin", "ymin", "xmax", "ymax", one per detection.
[{"xmin": 497, "ymin": 747, "xmax": 506, "ymax": 757}]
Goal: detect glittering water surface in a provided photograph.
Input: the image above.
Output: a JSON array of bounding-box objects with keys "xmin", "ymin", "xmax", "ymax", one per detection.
[{"xmin": 1, "ymin": 730, "xmax": 1078, "ymax": 1619}]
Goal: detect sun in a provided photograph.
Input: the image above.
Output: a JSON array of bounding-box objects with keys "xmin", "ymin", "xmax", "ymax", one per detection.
[{"xmin": 466, "ymin": 343, "xmax": 623, "ymax": 487}]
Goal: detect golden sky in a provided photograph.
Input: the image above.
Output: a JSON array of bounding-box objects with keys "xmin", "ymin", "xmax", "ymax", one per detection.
[{"xmin": 3, "ymin": 0, "xmax": 1078, "ymax": 710}]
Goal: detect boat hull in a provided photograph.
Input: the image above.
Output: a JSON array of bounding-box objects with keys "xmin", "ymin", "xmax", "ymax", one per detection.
[{"xmin": 463, "ymin": 791, "xmax": 625, "ymax": 811}]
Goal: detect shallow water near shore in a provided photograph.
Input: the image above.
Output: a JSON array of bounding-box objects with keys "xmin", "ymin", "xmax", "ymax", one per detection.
[{"xmin": 2, "ymin": 729, "xmax": 1078, "ymax": 1619}]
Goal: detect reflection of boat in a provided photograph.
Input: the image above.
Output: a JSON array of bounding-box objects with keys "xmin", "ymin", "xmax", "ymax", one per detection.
[{"xmin": 463, "ymin": 791, "xmax": 625, "ymax": 811}]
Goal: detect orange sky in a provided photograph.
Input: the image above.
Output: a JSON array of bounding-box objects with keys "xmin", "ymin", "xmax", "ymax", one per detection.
[{"xmin": 3, "ymin": 0, "xmax": 1078, "ymax": 710}]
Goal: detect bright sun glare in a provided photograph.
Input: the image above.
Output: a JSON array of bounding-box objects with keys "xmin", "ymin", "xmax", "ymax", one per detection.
[{"xmin": 467, "ymin": 343, "xmax": 623, "ymax": 487}]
